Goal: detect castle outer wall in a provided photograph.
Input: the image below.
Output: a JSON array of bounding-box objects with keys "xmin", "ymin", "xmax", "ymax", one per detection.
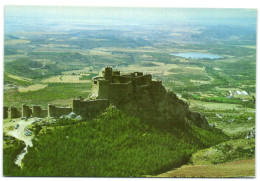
[
  {"xmin": 73, "ymin": 99, "xmax": 110, "ymax": 117},
  {"xmin": 48, "ymin": 104, "xmax": 72, "ymax": 118},
  {"xmin": 32, "ymin": 105, "xmax": 48, "ymax": 118}
]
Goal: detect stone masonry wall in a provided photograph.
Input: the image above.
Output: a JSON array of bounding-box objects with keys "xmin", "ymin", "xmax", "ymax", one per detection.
[
  {"xmin": 32, "ymin": 105, "xmax": 48, "ymax": 118},
  {"xmin": 108, "ymin": 82, "xmax": 134, "ymax": 102},
  {"xmin": 22, "ymin": 104, "xmax": 32, "ymax": 118},
  {"xmin": 10, "ymin": 107, "xmax": 21, "ymax": 119},
  {"xmin": 134, "ymin": 74, "xmax": 152, "ymax": 86},
  {"xmin": 73, "ymin": 99, "xmax": 110, "ymax": 117},
  {"xmin": 48, "ymin": 104, "xmax": 72, "ymax": 118},
  {"xmin": 4, "ymin": 106, "xmax": 8, "ymax": 119},
  {"xmin": 97, "ymin": 80, "xmax": 110, "ymax": 99}
]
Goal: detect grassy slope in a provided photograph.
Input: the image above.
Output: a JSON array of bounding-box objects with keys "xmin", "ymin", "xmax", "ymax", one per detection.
[
  {"xmin": 157, "ymin": 159, "xmax": 255, "ymax": 178},
  {"xmin": 190, "ymin": 139, "xmax": 255, "ymax": 165},
  {"xmin": 16, "ymin": 107, "xmax": 228, "ymax": 177}
]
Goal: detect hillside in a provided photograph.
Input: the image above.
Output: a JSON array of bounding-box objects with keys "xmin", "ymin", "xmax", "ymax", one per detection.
[
  {"xmin": 4, "ymin": 106, "xmax": 228, "ymax": 177},
  {"xmin": 3, "ymin": 68, "xmax": 230, "ymax": 176}
]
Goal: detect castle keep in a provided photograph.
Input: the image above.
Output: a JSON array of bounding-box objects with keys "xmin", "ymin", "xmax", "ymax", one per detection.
[{"xmin": 91, "ymin": 67, "xmax": 164, "ymax": 102}]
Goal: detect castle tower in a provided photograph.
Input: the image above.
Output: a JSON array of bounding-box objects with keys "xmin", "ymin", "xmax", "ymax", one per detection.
[
  {"xmin": 22, "ymin": 104, "xmax": 32, "ymax": 118},
  {"xmin": 102, "ymin": 67, "xmax": 113, "ymax": 81}
]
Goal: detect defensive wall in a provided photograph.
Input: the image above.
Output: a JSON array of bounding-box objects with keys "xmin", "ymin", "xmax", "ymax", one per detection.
[
  {"xmin": 4, "ymin": 100, "xmax": 110, "ymax": 119},
  {"xmin": 73, "ymin": 99, "xmax": 110, "ymax": 117},
  {"xmin": 10, "ymin": 107, "xmax": 21, "ymax": 119},
  {"xmin": 4, "ymin": 104, "xmax": 71, "ymax": 119},
  {"xmin": 48, "ymin": 104, "xmax": 72, "ymax": 118},
  {"xmin": 32, "ymin": 105, "xmax": 48, "ymax": 118},
  {"xmin": 108, "ymin": 82, "xmax": 134, "ymax": 101},
  {"xmin": 4, "ymin": 106, "xmax": 8, "ymax": 119},
  {"xmin": 22, "ymin": 104, "xmax": 32, "ymax": 118}
]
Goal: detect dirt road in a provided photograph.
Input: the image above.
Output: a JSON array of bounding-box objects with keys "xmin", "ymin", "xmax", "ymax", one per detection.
[{"xmin": 7, "ymin": 119, "xmax": 35, "ymax": 167}]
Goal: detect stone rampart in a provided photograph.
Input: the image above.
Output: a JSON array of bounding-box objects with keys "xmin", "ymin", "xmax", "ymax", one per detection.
[
  {"xmin": 73, "ymin": 99, "xmax": 110, "ymax": 117},
  {"xmin": 32, "ymin": 105, "xmax": 48, "ymax": 118},
  {"xmin": 10, "ymin": 107, "xmax": 21, "ymax": 119},
  {"xmin": 4, "ymin": 106, "xmax": 8, "ymax": 119},
  {"xmin": 134, "ymin": 74, "xmax": 152, "ymax": 86},
  {"xmin": 113, "ymin": 75, "xmax": 132, "ymax": 83},
  {"xmin": 22, "ymin": 104, "xmax": 32, "ymax": 118},
  {"xmin": 48, "ymin": 104, "xmax": 72, "ymax": 118},
  {"xmin": 97, "ymin": 80, "xmax": 110, "ymax": 99},
  {"xmin": 108, "ymin": 82, "xmax": 134, "ymax": 101}
]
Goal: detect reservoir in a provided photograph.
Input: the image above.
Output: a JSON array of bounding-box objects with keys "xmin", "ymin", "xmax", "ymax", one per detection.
[{"xmin": 170, "ymin": 52, "xmax": 222, "ymax": 59}]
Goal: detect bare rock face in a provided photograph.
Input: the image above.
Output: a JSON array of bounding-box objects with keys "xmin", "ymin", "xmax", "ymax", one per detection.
[
  {"xmin": 186, "ymin": 110, "xmax": 210, "ymax": 129},
  {"xmin": 117, "ymin": 83, "xmax": 209, "ymax": 129},
  {"xmin": 159, "ymin": 92, "xmax": 189, "ymax": 124}
]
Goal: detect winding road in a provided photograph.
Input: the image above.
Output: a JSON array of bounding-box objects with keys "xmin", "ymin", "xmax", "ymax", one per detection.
[{"xmin": 7, "ymin": 119, "xmax": 35, "ymax": 167}]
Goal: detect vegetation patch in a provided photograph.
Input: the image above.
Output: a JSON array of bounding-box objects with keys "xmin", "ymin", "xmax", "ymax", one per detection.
[
  {"xmin": 41, "ymin": 75, "xmax": 91, "ymax": 83},
  {"xmin": 4, "ymin": 73, "xmax": 32, "ymax": 87},
  {"xmin": 18, "ymin": 107, "xmax": 227, "ymax": 177},
  {"xmin": 18, "ymin": 84, "xmax": 48, "ymax": 92},
  {"xmin": 140, "ymin": 62, "xmax": 158, "ymax": 67},
  {"xmin": 156, "ymin": 159, "xmax": 255, "ymax": 178},
  {"xmin": 79, "ymin": 73, "xmax": 99, "ymax": 80},
  {"xmin": 190, "ymin": 139, "xmax": 255, "ymax": 165},
  {"xmin": 3, "ymin": 134, "xmax": 25, "ymax": 176}
]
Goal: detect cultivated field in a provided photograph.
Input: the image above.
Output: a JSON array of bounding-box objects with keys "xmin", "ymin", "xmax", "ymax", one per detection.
[
  {"xmin": 18, "ymin": 84, "xmax": 47, "ymax": 92},
  {"xmin": 41, "ymin": 75, "xmax": 91, "ymax": 83}
]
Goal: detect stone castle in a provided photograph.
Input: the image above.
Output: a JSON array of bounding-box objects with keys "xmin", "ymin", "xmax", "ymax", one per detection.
[
  {"xmin": 4, "ymin": 67, "xmax": 209, "ymax": 129},
  {"xmin": 91, "ymin": 67, "xmax": 164, "ymax": 101},
  {"xmin": 4, "ymin": 67, "xmax": 162, "ymax": 119}
]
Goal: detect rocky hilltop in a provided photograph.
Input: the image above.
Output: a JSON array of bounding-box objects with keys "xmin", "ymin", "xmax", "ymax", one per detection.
[
  {"xmin": 90, "ymin": 67, "xmax": 209, "ymax": 129},
  {"xmin": 5, "ymin": 66, "xmax": 209, "ymax": 131}
]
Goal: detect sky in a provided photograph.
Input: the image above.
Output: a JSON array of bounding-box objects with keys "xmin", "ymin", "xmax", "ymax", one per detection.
[{"xmin": 4, "ymin": 6, "xmax": 257, "ymax": 32}]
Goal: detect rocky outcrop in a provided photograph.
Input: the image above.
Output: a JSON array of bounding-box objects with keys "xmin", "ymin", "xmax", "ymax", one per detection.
[
  {"xmin": 112, "ymin": 80, "xmax": 209, "ymax": 129},
  {"xmin": 186, "ymin": 110, "xmax": 209, "ymax": 129},
  {"xmin": 159, "ymin": 92, "xmax": 189, "ymax": 124}
]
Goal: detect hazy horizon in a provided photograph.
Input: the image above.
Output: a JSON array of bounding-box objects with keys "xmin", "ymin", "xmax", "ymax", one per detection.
[{"xmin": 5, "ymin": 6, "xmax": 257, "ymax": 33}]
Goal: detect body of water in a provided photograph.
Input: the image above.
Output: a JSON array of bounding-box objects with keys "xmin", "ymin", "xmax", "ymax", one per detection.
[{"xmin": 170, "ymin": 52, "xmax": 222, "ymax": 59}]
